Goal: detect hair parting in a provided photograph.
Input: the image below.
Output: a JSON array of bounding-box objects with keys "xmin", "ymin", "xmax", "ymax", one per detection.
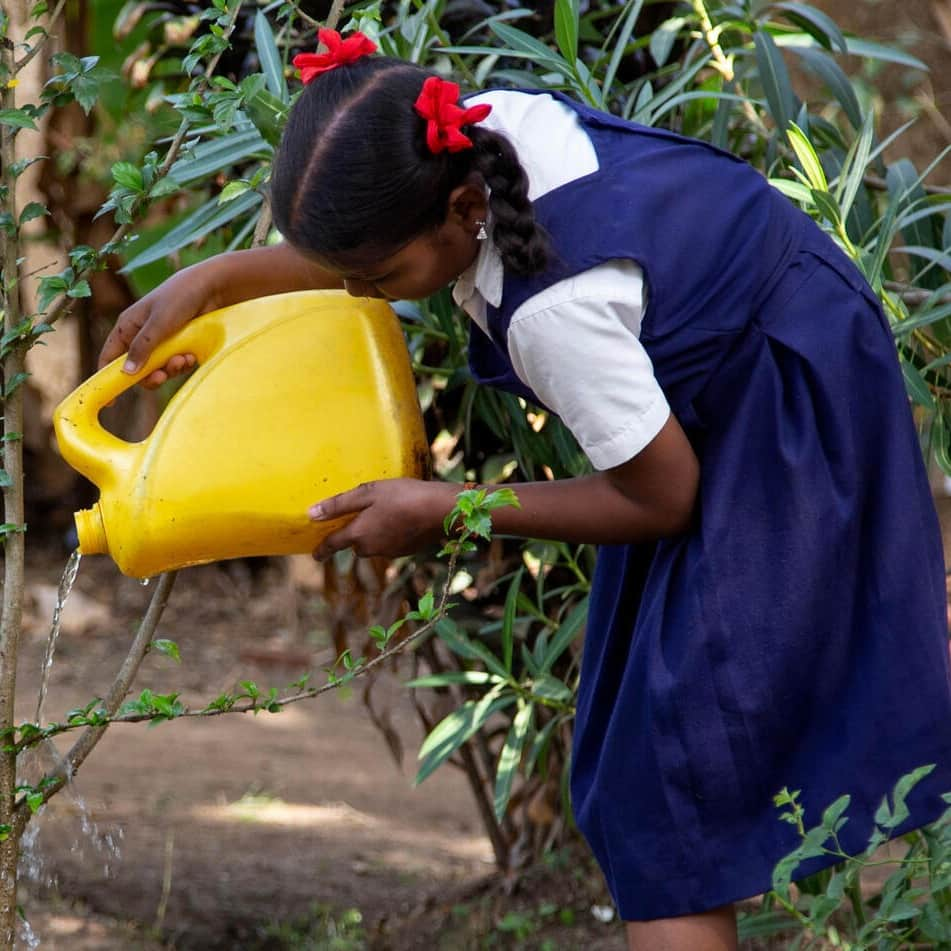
[{"xmin": 270, "ymin": 58, "xmax": 549, "ymax": 276}]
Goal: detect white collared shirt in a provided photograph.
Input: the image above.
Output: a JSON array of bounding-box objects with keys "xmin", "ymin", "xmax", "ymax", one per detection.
[{"xmin": 452, "ymin": 90, "xmax": 670, "ymax": 471}]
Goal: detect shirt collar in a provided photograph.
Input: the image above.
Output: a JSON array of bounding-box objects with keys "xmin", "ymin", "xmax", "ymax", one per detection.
[{"xmin": 452, "ymin": 215, "xmax": 504, "ymax": 312}]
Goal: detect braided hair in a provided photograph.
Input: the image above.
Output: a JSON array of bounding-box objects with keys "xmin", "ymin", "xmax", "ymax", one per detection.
[{"xmin": 270, "ymin": 57, "xmax": 549, "ymax": 276}]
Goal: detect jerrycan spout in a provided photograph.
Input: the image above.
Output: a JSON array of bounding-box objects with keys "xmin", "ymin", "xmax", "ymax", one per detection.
[{"xmin": 74, "ymin": 504, "xmax": 109, "ymax": 556}]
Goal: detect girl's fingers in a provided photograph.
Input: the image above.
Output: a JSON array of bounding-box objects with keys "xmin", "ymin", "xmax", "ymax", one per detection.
[
  {"xmin": 309, "ymin": 482, "xmax": 378, "ymax": 522},
  {"xmin": 99, "ymin": 302, "xmax": 149, "ymax": 369},
  {"xmin": 313, "ymin": 524, "xmax": 360, "ymax": 562}
]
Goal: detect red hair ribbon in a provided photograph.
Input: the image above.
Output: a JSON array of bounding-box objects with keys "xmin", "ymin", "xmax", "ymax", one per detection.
[
  {"xmin": 414, "ymin": 77, "xmax": 492, "ymax": 154},
  {"xmin": 292, "ymin": 28, "xmax": 377, "ymax": 84}
]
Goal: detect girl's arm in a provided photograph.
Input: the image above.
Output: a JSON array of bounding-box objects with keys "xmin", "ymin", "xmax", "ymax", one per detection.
[
  {"xmin": 309, "ymin": 415, "xmax": 700, "ymax": 557},
  {"xmin": 99, "ymin": 243, "xmax": 343, "ymax": 387}
]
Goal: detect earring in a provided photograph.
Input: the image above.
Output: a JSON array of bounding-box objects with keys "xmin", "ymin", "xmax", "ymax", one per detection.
[{"xmin": 476, "ymin": 220, "xmax": 488, "ymax": 241}]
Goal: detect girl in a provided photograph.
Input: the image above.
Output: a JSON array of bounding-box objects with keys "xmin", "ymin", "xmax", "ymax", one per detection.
[{"xmin": 99, "ymin": 29, "xmax": 951, "ymax": 951}]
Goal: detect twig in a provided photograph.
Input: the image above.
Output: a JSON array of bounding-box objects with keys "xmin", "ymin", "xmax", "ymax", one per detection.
[
  {"xmin": 885, "ymin": 281, "xmax": 951, "ymax": 306},
  {"xmin": 14, "ymin": 550, "xmax": 466, "ymax": 756},
  {"xmin": 14, "ymin": 572, "xmax": 179, "ymax": 827},
  {"xmin": 325, "ymin": 0, "xmax": 348, "ymax": 33},
  {"xmin": 13, "ymin": 0, "xmax": 69, "ymax": 72},
  {"xmin": 864, "ymin": 173, "xmax": 951, "ymax": 197}
]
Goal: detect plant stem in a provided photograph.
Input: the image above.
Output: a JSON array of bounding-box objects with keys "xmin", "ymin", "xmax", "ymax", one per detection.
[
  {"xmin": 16, "ymin": 572, "xmax": 178, "ymax": 825},
  {"xmin": 690, "ymin": 0, "xmax": 766, "ymax": 135},
  {"xmin": 12, "ymin": 0, "xmax": 68, "ymax": 72},
  {"xmin": 0, "ymin": 22, "xmax": 27, "ymax": 946},
  {"xmin": 847, "ymin": 874, "xmax": 867, "ymax": 930}
]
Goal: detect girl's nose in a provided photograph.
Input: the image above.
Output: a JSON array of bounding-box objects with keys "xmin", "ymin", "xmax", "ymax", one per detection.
[{"xmin": 344, "ymin": 279, "xmax": 385, "ymax": 299}]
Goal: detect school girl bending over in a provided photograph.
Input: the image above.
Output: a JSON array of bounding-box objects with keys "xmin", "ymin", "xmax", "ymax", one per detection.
[{"xmin": 99, "ymin": 29, "xmax": 951, "ymax": 951}]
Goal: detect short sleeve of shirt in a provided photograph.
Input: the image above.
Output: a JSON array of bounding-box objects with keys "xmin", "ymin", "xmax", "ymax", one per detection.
[{"xmin": 506, "ymin": 260, "xmax": 670, "ymax": 470}]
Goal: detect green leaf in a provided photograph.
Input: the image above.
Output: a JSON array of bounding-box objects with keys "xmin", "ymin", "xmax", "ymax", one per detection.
[
  {"xmin": 405, "ymin": 671, "xmax": 497, "ymax": 688},
  {"xmin": 66, "ymin": 279, "xmax": 91, "ymax": 299},
  {"xmin": 754, "ymin": 29, "xmax": 796, "ymax": 133},
  {"xmin": 489, "ymin": 22, "xmax": 569, "ymax": 70},
  {"xmin": 493, "ymin": 702, "xmax": 533, "ymax": 821},
  {"xmin": 254, "ymin": 11, "xmax": 289, "ymax": 103},
  {"xmin": 0, "ymin": 471, "xmax": 11, "ymax": 488},
  {"xmin": 168, "ymin": 128, "xmax": 269, "ymax": 187},
  {"xmin": 769, "ymin": 177, "xmax": 813, "ymax": 204},
  {"xmin": 18, "ymin": 202, "xmax": 48, "ymax": 226},
  {"xmin": 0, "ymin": 110, "xmax": 37, "ymax": 131},
  {"xmin": 417, "ymin": 589, "xmax": 435, "ymax": 621},
  {"xmin": 553, "ymin": 0, "xmax": 579, "ymax": 63},
  {"xmin": 218, "ymin": 180, "xmax": 250, "ymax": 204},
  {"xmin": 148, "ymin": 177, "xmax": 181, "ymax": 200},
  {"xmin": 774, "ymin": 2, "xmax": 847, "ymax": 53},
  {"xmin": 835, "ymin": 110, "xmax": 875, "ymax": 224},
  {"xmin": 501, "ymin": 567, "xmax": 523, "ymax": 674},
  {"xmin": 151, "ymin": 639, "xmax": 181, "ymax": 664},
  {"xmin": 415, "ymin": 690, "xmax": 517, "ymax": 784},
  {"xmin": 649, "ymin": 16, "xmax": 687, "ymax": 68},
  {"xmin": 111, "ymin": 161, "xmax": 144, "ymax": 192},
  {"xmin": 539, "ymin": 599, "xmax": 587, "ymax": 673},
  {"xmin": 820, "ymin": 794, "xmax": 851, "ymax": 832},
  {"xmin": 435, "ymin": 618, "xmax": 509, "ymax": 679},
  {"xmin": 810, "ymin": 189, "xmax": 841, "ymax": 227},
  {"xmin": 120, "ymin": 190, "xmax": 261, "ymax": 273},
  {"xmin": 601, "ymin": 0, "xmax": 645, "ymax": 100},
  {"xmin": 789, "ymin": 46, "xmax": 862, "ymax": 129},
  {"xmin": 900, "ymin": 358, "xmax": 936, "ymax": 410},
  {"xmin": 787, "ymin": 122, "xmax": 828, "ymax": 191},
  {"xmin": 530, "ymin": 673, "xmax": 573, "ymax": 703}
]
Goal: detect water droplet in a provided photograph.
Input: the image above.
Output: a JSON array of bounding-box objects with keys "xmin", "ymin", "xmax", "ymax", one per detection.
[{"xmin": 34, "ymin": 549, "xmax": 82, "ymax": 727}]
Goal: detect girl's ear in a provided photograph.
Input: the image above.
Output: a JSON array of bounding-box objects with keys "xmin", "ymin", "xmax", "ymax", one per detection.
[{"xmin": 446, "ymin": 179, "xmax": 488, "ymax": 233}]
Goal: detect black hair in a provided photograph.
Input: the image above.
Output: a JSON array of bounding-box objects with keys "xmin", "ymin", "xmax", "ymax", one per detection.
[{"xmin": 270, "ymin": 56, "xmax": 549, "ymax": 275}]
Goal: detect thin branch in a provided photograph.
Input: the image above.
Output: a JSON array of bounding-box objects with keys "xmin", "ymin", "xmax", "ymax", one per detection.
[
  {"xmin": 864, "ymin": 173, "xmax": 951, "ymax": 197},
  {"xmin": 885, "ymin": 281, "xmax": 951, "ymax": 306},
  {"xmin": 15, "ymin": 549, "xmax": 466, "ymax": 758},
  {"xmin": 14, "ymin": 572, "xmax": 178, "ymax": 829},
  {"xmin": 325, "ymin": 0, "xmax": 348, "ymax": 33},
  {"xmin": 13, "ymin": 0, "xmax": 69, "ymax": 72}
]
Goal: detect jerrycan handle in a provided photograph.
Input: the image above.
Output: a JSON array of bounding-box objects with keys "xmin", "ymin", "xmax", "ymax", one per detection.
[{"xmin": 53, "ymin": 317, "xmax": 226, "ymax": 488}]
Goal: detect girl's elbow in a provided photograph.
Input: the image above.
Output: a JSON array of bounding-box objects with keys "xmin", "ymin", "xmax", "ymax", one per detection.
[{"xmin": 656, "ymin": 465, "xmax": 700, "ymax": 536}]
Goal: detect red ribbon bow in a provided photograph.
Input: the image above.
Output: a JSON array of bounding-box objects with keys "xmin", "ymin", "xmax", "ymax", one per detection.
[
  {"xmin": 413, "ymin": 77, "xmax": 492, "ymax": 154},
  {"xmin": 292, "ymin": 28, "xmax": 377, "ymax": 84}
]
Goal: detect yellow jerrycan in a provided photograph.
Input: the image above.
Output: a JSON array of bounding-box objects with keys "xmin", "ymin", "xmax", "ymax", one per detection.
[{"xmin": 53, "ymin": 290, "xmax": 429, "ymax": 578}]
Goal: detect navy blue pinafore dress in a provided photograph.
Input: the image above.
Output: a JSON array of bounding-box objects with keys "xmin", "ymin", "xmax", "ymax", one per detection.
[{"xmin": 468, "ymin": 91, "xmax": 951, "ymax": 920}]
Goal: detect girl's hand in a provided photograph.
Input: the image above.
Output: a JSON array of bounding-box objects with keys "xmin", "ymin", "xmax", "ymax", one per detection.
[
  {"xmin": 98, "ymin": 244, "xmax": 344, "ymax": 388},
  {"xmin": 309, "ymin": 479, "xmax": 458, "ymax": 560},
  {"xmin": 98, "ymin": 261, "xmax": 226, "ymax": 388}
]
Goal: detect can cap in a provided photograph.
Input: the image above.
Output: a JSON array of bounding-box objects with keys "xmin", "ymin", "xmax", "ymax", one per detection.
[{"xmin": 74, "ymin": 504, "xmax": 108, "ymax": 555}]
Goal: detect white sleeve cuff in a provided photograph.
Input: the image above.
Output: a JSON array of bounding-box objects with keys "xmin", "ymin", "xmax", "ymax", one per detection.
[{"xmin": 584, "ymin": 397, "xmax": 670, "ymax": 470}]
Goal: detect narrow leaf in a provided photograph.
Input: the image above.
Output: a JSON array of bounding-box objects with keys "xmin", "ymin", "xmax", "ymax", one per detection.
[
  {"xmin": 774, "ymin": 2, "xmax": 847, "ymax": 53},
  {"xmin": 553, "ymin": 0, "xmax": 579, "ymax": 63},
  {"xmin": 253, "ymin": 11, "xmax": 288, "ymax": 102},
  {"xmin": 753, "ymin": 30, "xmax": 796, "ymax": 132},
  {"xmin": 501, "ymin": 567, "xmax": 523, "ymax": 674},
  {"xmin": 493, "ymin": 703, "xmax": 533, "ymax": 821}
]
